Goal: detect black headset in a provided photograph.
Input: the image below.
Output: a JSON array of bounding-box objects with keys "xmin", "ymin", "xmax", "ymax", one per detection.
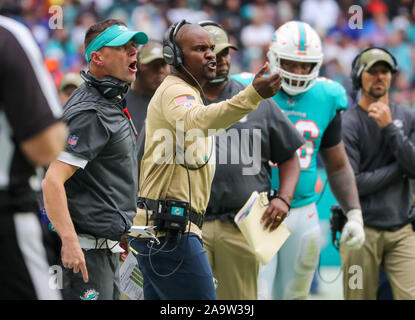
[
  {"xmin": 350, "ymin": 47, "xmax": 398, "ymax": 90},
  {"xmin": 163, "ymin": 19, "xmax": 190, "ymax": 67},
  {"xmin": 162, "ymin": 20, "xmax": 214, "ymax": 170},
  {"xmin": 80, "ymin": 70, "xmax": 129, "ymax": 99}
]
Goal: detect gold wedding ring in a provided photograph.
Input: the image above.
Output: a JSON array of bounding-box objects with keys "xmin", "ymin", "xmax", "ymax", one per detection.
[{"xmin": 276, "ymin": 216, "xmax": 282, "ymax": 221}]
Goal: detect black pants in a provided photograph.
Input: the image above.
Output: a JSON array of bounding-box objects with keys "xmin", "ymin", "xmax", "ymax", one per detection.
[
  {"xmin": 61, "ymin": 248, "xmax": 120, "ymax": 300},
  {"xmin": 0, "ymin": 212, "xmax": 61, "ymax": 300}
]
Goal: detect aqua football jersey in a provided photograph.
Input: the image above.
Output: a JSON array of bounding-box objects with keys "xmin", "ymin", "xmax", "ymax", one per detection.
[{"xmin": 231, "ymin": 73, "xmax": 348, "ymax": 208}]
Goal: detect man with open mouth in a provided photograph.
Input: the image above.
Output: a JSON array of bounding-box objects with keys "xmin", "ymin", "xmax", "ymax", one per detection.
[
  {"xmin": 128, "ymin": 20, "xmax": 283, "ymax": 300},
  {"xmin": 42, "ymin": 19, "xmax": 148, "ymax": 300}
]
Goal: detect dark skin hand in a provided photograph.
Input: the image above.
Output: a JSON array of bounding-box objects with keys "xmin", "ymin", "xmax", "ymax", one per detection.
[
  {"xmin": 252, "ymin": 62, "xmax": 282, "ymax": 99},
  {"xmin": 174, "ymin": 25, "xmax": 281, "ymax": 96},
  {"xmin": 319, "ymin": 142, "xmax": 361, "ymax": 212},
  {"xmin": 202, "ymin": 45, "xmax": 286, "ymax": 231},
  {"xmin": 261, "ymin": 152, "xmax": 300, "ymax": 231}
]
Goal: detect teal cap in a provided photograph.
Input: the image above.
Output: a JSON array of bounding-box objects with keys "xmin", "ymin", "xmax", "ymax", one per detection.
[{"xmin": 85, "ymin": 24, "xmax": 148, "ymax": 63}]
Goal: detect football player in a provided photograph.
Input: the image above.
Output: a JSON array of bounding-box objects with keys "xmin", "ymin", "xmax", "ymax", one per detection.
[{"xmin": 233, "ymin": 21, "xmax": 365, "ymax": 299}]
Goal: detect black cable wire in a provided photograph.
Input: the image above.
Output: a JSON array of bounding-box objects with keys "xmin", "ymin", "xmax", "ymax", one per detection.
[
  {"xmin": 147, "ymin": 234, "xmax": 185, "ymax": 278},
  {"xmin": 137, "ymin": 65, "xmax": 211, "ymax": 277},
  {"xmin": 145, "ymin": 152, "xmax": 194, "ymax": 277},
  {"xmin": 314, "ymin": 174, "xmax": 343, "ymax": 285},
  {"xmin": 129, "ymin": 236, "xmax": 169, "ymax": 258},
  {"xmin": 143, "ymin": 200, "xmax": 149, "ymax": 229},
  {"xmin": 91, "ymin": 237, "xmax": 120, "ymax": 252},
  {"xmin": 130, "ymin": 199, "xmax": 177, "ymax": 257},
  {"xmin": 172, "ymin": 65, "xmax": 215, "ymax": 171},
  {"xmin": 316, "ymin": 257, "xmax": 343, "ymax": 284},
  {"xmin": 182, "ymin": 64, "xmax": 208, "ymax": 104},
  {"xmin": 108, "ymin": 239, "xmax": 120, "ymax": 251}
]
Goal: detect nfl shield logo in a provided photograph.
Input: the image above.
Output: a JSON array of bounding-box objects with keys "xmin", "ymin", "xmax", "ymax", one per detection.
[
  {"xmin": 393, "ymin": 119, "xmax": 403, "ymax": 128},
  {"xmin": 68, "ymin": 135, "xmax": 78, "ymax": 146}
]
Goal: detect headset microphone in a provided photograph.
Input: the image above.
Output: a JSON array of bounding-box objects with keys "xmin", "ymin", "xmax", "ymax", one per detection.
[
  {"xmin": 209, "ymin": 76, "xmax": 228, "ymax": 84},
  {"xmin": 137, "ymin": 20, "xmax": 216, "ymax": 278}
]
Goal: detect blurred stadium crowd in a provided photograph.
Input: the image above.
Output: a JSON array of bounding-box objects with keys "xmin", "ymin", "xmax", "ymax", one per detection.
[{"xmin": 1, "ymin": 0, "xmax": 415, "ymax": 107}]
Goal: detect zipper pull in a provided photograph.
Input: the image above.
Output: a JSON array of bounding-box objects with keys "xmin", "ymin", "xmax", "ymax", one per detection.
[{"xmin": 123, "ymin": 107, "xmax": 138, "ymax": 137}]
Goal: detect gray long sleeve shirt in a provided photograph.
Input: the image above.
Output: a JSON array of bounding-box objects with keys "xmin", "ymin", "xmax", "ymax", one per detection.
[{"xmin": 342, "ymin": 103, "xmax": 415, "ymax": 230}]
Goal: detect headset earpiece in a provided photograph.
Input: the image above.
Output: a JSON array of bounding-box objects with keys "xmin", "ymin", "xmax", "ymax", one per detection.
[
  {"xmin": 351, "ymin": 56, "xmax": 366, "ymax": 90},
  {"xmin": 163, "ymin": 19, "xmax": 189, "ymax": 67}
]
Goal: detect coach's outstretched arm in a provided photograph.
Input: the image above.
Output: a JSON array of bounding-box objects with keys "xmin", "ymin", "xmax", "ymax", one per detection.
[{"xmin": 162, "ymin": 62, "xmax": 281, "ymax": 135}]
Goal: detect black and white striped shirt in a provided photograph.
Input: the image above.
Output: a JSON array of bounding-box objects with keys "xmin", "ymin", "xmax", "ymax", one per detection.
[{"xmin": 0, "ymin": 15, "xmax": 62, "ymax": 197}]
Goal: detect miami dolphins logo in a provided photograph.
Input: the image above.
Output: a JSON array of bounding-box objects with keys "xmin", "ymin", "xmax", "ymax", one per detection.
[
  {"xmin": 80, "ymin": 289, "xmax": 99, "ymax": 300},
  {"xmin": 286, "ymin": 99, "xmax": 296, "ymax": 106},
  {"xmin": 393, "ymin": 119, "xmax": 403, "ymax": 128},
  {"xmin": 239, "ymin": 115, "xmax": 248, "ymax": 123}
]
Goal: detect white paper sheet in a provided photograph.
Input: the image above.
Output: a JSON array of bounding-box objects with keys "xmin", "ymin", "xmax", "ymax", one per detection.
[{"xmin": 119, "ymin": 251, "xmax": 144, "ymax": 300}]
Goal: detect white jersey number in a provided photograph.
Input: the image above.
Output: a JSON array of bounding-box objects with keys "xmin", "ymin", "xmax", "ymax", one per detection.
[{"xmin": 294, "ymin": 120, "xmax": 320, "ymax": 169}]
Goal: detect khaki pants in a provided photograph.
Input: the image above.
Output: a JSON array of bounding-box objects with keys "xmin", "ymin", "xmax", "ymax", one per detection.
[
  {"xmin": 340, "ymin": 223, "xmax": 415, "ymax": 300},
  {"xmin": 202, "ymin": 219, "xmax": 258, "ymax": 300}
]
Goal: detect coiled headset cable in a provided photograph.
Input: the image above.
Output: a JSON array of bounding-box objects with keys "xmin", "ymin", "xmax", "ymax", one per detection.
[
  {"xmin": 132, "ymin": 65, "xmax": 214, "ymax": 277},
  {"xmin": 314, "ymin": 174, "xmax": 343, "ymax": 285}
]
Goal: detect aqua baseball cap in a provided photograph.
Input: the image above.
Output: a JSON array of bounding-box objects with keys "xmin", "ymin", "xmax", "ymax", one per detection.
[{"xmin": 84, "ymin": 24, "xmax": 148, "ymax": 63}]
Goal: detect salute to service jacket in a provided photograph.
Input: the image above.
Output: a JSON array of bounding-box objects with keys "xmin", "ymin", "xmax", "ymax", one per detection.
[{"xmin": 133, "ymin": 75, "xmax": 264, "ymax": 237}]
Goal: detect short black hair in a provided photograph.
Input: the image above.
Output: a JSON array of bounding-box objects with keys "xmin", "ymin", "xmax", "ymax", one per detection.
[{"xmin": 84, "ymin": 19, "xmax": 126, "ymax": 49}]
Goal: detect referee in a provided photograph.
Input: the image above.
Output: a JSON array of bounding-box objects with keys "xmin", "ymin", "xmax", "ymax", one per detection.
[{"xmin": 0, "ymin": 15, "xmax": 67, "ymax": 300}]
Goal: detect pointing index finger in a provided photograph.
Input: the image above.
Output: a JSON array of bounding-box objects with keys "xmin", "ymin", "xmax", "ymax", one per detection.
[{"xmin": 80, "ymin": 263, "xmax": 89, "ymax": 283}]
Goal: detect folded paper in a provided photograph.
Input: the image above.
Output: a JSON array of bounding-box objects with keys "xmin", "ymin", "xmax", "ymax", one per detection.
[{"xmin": 234, "ymin": 191, "xmax": 291, "ymax": 265}]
